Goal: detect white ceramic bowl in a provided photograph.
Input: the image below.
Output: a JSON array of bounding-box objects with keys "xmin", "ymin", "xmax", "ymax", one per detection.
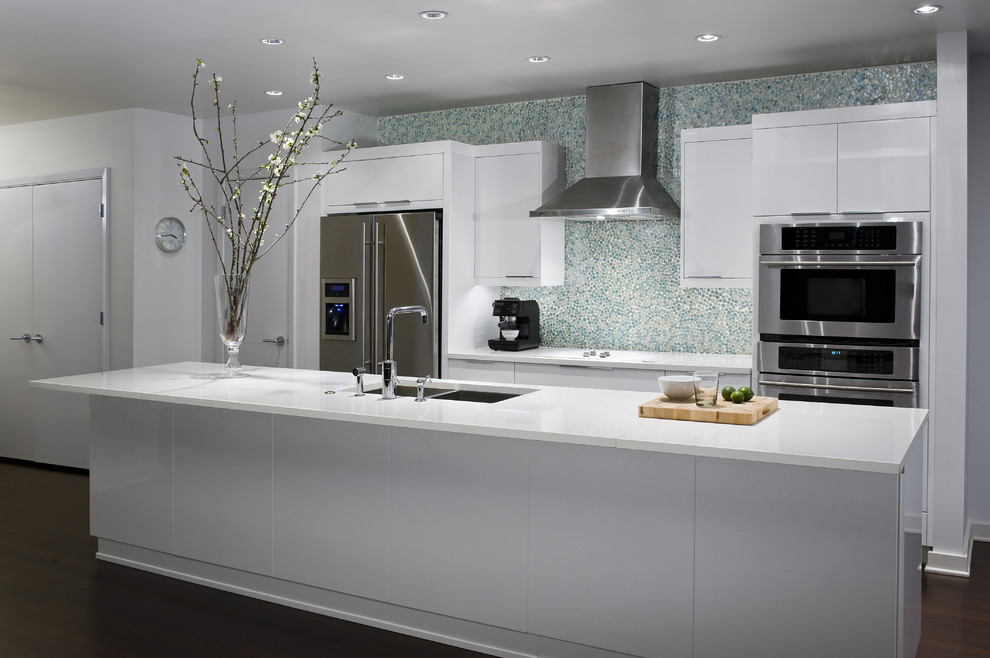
[{"xmin": 658, "ymin": 375, "xmax": 699, "ymax": 400}]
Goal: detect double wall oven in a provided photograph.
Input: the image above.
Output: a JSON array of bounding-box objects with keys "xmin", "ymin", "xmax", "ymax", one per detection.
[{"xmin": 756, "ymin": 216, "xmax": 925, "ymax": 408}]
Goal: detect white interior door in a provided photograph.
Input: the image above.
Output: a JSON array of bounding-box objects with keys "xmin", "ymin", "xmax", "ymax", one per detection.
[
  {"xmin": 0, "ymin": 176, "xmax": 104, "ymax": 467},
  {"xmin": 31, "ymin": 179, "xmax": 104, "ymax": 466},
  {"xmin": 0, "ymin": 187, "xmax": 35, "ymax": 460},
  {"xmin": 231, "ymin": 181, "xmax": 293, "ymax": 368}
]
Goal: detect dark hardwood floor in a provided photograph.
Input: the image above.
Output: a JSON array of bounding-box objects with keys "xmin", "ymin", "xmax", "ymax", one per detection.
[{"xmin": 3, "ymin": 458, "xmax": 990, "ymax": 657}]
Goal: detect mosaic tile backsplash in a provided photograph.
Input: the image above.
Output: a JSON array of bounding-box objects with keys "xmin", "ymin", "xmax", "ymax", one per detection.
[{"xmin": 379, "ymin": 63, "xmax": 937, "ymax": 354}]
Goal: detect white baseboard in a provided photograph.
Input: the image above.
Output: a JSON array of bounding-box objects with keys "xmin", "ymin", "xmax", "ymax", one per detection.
[{"xmin": 925, "ymin": 522, "xmax": 990, "ymax": 577}]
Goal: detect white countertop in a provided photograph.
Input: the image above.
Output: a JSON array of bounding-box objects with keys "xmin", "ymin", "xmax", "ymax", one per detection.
[
  {"xmin": 33, "ymin": 362, "xmax": 926, "ymax": 474},
  {"xmin": 448, "ymin": 347, "xmax": 752, "ymax": 373}
]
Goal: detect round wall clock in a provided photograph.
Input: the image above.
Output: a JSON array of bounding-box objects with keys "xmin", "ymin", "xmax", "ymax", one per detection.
[{"xmin": 155, "ymin": 217, "xmax": 186, "ymax": 253}]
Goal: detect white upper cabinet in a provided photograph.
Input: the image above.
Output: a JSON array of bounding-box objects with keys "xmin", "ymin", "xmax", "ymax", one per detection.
[
  {"xmin": 474, "ymin": 141, "xmax": 564, "ymax": 286},
  {"xmin": 680, "ymin": 124, "xmax": 753, "ymax": 287},
  {"xmin": 837, "ymin": 117, "xmax": 931, "ymax": 213},
  {"xmin": 323, "ymin": 151, "xmax": 444, "ymax": 210},
  {"xmin": 752, "ymin": 101, "xmax": 935, "ymax": 216},
  {"xmin": 752, "ymin": 123, "xmax": 836, "ymax": 216}
]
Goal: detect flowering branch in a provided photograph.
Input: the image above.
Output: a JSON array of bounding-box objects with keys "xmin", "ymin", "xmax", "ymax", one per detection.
[
  {"xmin": 176, "ymin": 58, "xmax": 355, "ymax": 282},
  {"xmin": 176, "ymin": 58, "xmax": 354, "ymax": 359}
]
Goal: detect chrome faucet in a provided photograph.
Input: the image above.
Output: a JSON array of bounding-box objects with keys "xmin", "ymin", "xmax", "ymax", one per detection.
[{"xmin": 381, "ymin": 305, "xmax": 429, "ymax": 400}]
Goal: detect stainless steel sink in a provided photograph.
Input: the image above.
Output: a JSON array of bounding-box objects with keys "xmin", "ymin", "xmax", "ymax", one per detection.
[
  {"xmin": 428, "ymin": 389, "xmax": 521, "ymax": 403},
  {"xmin": 361, "ymin": 382, "xmax": 533, "ymax": 403}
]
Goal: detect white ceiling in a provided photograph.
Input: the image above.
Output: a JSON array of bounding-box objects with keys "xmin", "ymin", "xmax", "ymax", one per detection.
[{"xmin": 3, "ymin": 0, "xmax": 990, "ymax": 127}]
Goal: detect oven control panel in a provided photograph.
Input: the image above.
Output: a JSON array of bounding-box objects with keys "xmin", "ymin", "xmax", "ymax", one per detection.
[
  {"xmin": 777, "ymin": 345, "xmax": 894, "ymax": 376},
  {"xmin": 781, "ymin": 225, "xmax": 898, "ymax": 251}
]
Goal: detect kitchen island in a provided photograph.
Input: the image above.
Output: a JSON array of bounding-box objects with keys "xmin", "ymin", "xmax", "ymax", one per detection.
[{"xmin": 33, "ymin": 362, "xmax": 927, "ymax": 658}]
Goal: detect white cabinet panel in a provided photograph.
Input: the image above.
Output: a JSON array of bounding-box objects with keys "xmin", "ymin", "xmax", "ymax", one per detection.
[
  {"xmin": 474, "ymin": 143, "xmax": 564, "ymax": 286},
  {"xmin": 389, "ymin": 427, "xmax": 529, "ymax": 631},
  {"xmin": 323, "ymin": 153, "xmax": 443, "ymax": 209},
  {"xmin": 529, "ymin": 442, "xmax": 695, "ymax": 657},
  {"xmin": 89, "ymin": 396, "xmax": 174, "ymax": 553},
  {"xmin": 838, "ymin": 117, "xmax": 931, "ymax": 212},
  {"xmin": 681, "ymin": 125, "xmax": 753, "ymax": 286},
  {"xmin": 324, "ymin": 158, "xmax": 381, "ymax": 206},
  {"xmin": 752, "ymin": 123, "xmax": 837, "ymax": 216},
  {"xmin": 694, "ymin": 457, "xmax": 899, "ymax": 657},
  {"xmin": 273, "ymin": 416, "xmax": 389, "ymax": 600},
  {"xmin": 381, "ymin": 153, "xmax": 443, "ymax": 203},
  {"xmin": 173, "ymin": 405, "xmax": 273, "ymax": 575},
  {"xmin": 514, "ymin": 362, "xmax": 663, "ymax": 392},
  {"xmin": 718, "ymin": 372, "xmax": 751, "ymax": 389},
  {"xmin": 447, "ymin": 358, "xmax": 515, "ymax": 384}
]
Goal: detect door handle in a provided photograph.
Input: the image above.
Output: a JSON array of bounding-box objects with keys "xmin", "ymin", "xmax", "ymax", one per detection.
[
  {"xmin": 263, "ymin": 335, "xmax": 287, "ymax": 346},
  {"xmin": 8, "ymin": 333, "xmax": 42, "ymax": 343}
]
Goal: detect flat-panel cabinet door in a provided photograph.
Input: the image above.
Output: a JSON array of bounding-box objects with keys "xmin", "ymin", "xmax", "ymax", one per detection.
[
  {"xmin": 681, "ymin": 134, "xmax": 753, "ymax": 282},
  {"xmin": 381, "ymin": 153, "xmax": 443, "ymax": 203},
  {"xmin": 838, "ymin": 117, "xmax": 931, "ymax": 213},
  {"xmin": 475, "ymin": 153, "xmax": 541, "ymax": 279},
  {"xmin": 446, "ymin": 358, "xmax": 515, "ymax": 384},
  {"xmin": 514, "ymin": 363, "xmax": 664, "ymax": 392},
  {"xmin": 752, "ymin": 123, "xmax": 837, "ymax": 216},
  {"xmin": 324, "ymin": 158, "xmax": 382, "ymax": 207}
]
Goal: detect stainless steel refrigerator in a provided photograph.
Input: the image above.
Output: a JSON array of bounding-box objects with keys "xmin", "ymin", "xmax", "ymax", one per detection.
[{"xmin": 319, "ymin": 211, "xmax": 441, "ymax": 378}]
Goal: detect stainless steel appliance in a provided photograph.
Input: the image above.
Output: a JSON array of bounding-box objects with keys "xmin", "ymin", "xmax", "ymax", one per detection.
[
  {"xmin": 530, "ymin": 82, "xmax": 679, "ymax": 220},
  {"xmin": 757, "ymin": 219, "xmax": 923, "ymax": 342},
  {"xmin": 320, "ymin": 211, "xmax": 441, "ymax": 377},
  {"xmin": 757, "ymin": 341, "xmax": 919, "ymax": 407},
  {"xmin": 488, "ymin": 298, "xmax": 541, "ymax": 351},
  {"xmin": 756, "ymin": 217, "xmax": 925, "ymax": 408}
]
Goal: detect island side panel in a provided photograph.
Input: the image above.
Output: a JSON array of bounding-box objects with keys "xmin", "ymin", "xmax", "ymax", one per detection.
[
  {"xmin": 173, "ymin": 405, "xmax": 274, "ymax": 576},
  {"xmin": 388, "ymin": 427, "xmax": 530, "ymax": 632},
  {"xmin": 90, "ymin": 396, "xmax": 174, "ymax": 553},
  {"xmin": 273, "ymin": 416, "xmax": 389, "ymax": 601},
  {"xmin": 901, "ymin": 431, "xmax": 924, "ymax": 658},
  {"xmin": 694, "ymin": 456, "xmax": 901, "ymax": 658},
  {"xmin": 528, "ymin": 442, "xmax": 695, "ymax": 658}
]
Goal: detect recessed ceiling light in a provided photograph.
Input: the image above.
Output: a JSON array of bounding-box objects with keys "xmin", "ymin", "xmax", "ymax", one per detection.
[
  {"xmin": 914, "ymin": 5, "xmax": 942, "ymax": 14},
  {"xmin": 695, "ymin": 34, "xmax": 721, "ymax": 43},
  {"xmin": 260, "ymin": 37, "xmax": 284, "ymax": 46},
  {"xmin": 528, "ymin": 56, "xmax": 551, "ymax": 63},
  {"xmin": 419, "ymin": 10, "xmax": 447, "ymax": 20},
  {"xmin": 385, "ymin": 73, "xmax": 405, "ymax": 81},
  {"xmin": 266, "ymin": 90, "xmax": 283, "ymax": 96}
]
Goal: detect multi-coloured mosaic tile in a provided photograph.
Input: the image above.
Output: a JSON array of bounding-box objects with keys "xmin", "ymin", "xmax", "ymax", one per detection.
[{"xmin": 379, "ymin": 62, "xmax": 937, "ymax": 354}]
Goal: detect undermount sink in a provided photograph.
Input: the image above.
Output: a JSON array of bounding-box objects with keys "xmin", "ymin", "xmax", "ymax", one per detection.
[{"xmin": 361, "ymin": 382, "xmax": 534, "ymax": 404}]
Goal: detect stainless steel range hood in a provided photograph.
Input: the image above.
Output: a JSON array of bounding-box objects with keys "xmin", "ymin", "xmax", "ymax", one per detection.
[{"xmin": 530, "ymin": 81, "xmax": 679, "ymax": 221}]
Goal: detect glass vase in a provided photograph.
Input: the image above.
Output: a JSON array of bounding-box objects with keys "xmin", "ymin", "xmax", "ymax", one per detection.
[{"xmin": 214, "ymin": 273, "xmax": 250, "ymax": 377}]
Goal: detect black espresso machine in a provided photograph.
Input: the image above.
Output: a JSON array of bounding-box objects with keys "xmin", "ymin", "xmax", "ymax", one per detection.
[{"xmin": 489, "ymin": 298, "xmax": 541, "ymax": 351}]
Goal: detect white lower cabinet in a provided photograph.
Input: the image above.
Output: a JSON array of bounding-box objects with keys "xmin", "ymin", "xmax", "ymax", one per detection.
[
  {"xmin": 450, "ymin": 357, "xmax": 751, "ymax": 392},
  {"xmin": 446, "ymin": 358, "xmax": 515, "ymax": 383},
  {"xmin": 694, "ymin": 457, "xmax": 902, "ymax": 658},
  {"xmin": 272, "ymin": 416, "xmax": 390, "ymax": 600},
  {"xmin": 529, "ymin": 442, "xmax": 695, "ymax": 657},
  {"xmin": 514, "ymin": 362, "xmax": 664, "ymax": 391},
  {"xmin": 173, "ymin": 405, "xmax": 274, "ymax": 575},
  {"xmin": 89, "ymin": 396, "xmax": 174, "ymax": 553},
  {"xmin": 388, "ymin": 427, "xmax": 530, "ymax": 631}
]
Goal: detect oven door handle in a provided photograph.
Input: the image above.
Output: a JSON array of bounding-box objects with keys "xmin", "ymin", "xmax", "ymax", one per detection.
[
  {"xmin": 759, "ymin": 260, "xmax": 919, "ymax": 267},
  {"xmin": 758, "ymin": 380, "xmax": 916, "ymax": 394}
]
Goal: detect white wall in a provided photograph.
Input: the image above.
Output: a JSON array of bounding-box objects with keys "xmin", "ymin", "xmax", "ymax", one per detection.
[
  {"xmin": 0, "ymin": 110, "xmax": 137, "ymax": 369},
  {"xmin": 0, "ymin": 105, "xmax": 376, "ymax": 371},
  {"xmin": 967, "ymin": 55, "xmax": 990, "ymax": 532},
  {"xmin": 132, "ymin": 109, "xmax": 204, "ymax": 366}
]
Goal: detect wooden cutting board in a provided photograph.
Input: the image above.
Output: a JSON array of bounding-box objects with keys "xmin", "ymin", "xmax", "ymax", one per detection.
[{"xmin": 638, "ymin": 395, "xmax": 778, "ymax": 425}]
